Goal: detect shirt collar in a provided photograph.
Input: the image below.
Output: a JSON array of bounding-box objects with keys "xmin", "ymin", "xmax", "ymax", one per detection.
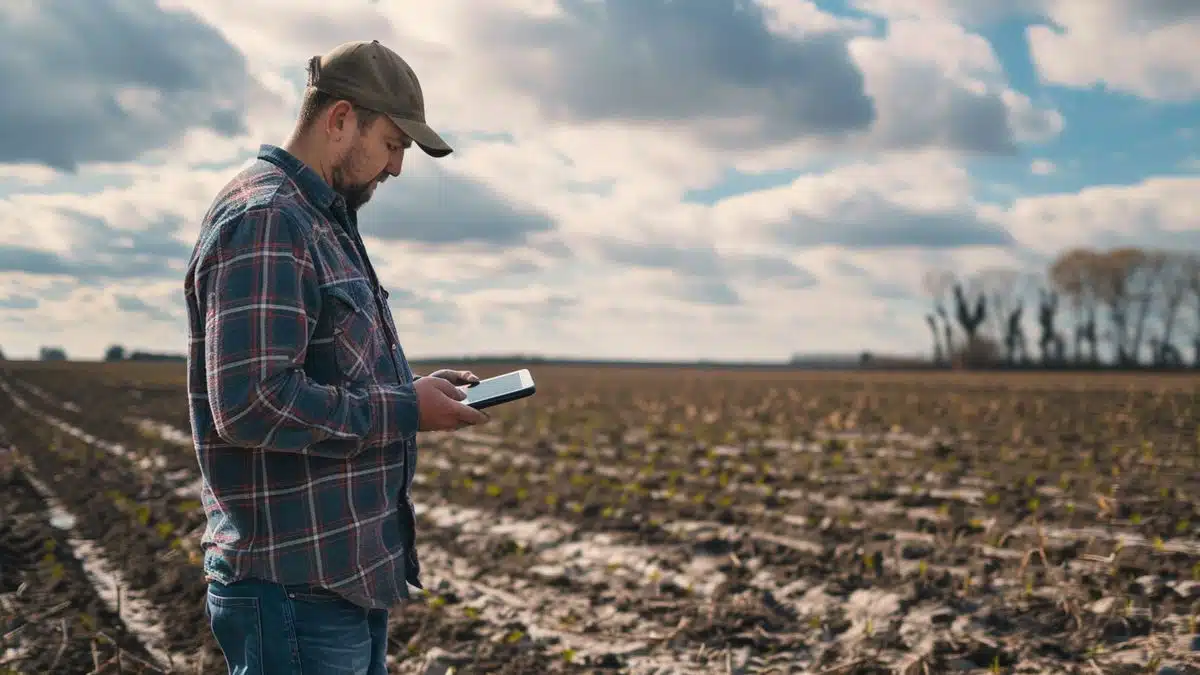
[{"xmin": 256, "ymin": 144, "xmax": 343, "ymax": 212}]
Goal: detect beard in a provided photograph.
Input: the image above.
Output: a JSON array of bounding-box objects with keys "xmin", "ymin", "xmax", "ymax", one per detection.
[{"xmin": 330, "ymin": 141, "xmax": 387, "ymax": 213}]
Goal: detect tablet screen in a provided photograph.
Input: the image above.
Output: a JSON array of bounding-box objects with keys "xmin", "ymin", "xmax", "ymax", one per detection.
[{"xmin": 462, "ymin": 372, "xmax": 525, "ymax": 405}]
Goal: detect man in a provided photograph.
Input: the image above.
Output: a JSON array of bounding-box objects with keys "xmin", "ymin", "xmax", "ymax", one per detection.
[{"xmin": 183, "ymin": 40, "xmax": 489, "ymax": 673}]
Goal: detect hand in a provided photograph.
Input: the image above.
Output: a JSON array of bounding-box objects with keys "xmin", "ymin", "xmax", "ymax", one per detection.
[
  {"xmin": 426, "ymin": 369, "xmax": 481, "ymax": 386},
  {"xmin": 414, "ymin": 376, "xmax": 489, "ymax": 431}
]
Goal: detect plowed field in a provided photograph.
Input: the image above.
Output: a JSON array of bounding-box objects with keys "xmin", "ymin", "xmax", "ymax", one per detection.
[{"xmin": 1, "ymin": 361, "xmax": 1198, "ymax": 674}]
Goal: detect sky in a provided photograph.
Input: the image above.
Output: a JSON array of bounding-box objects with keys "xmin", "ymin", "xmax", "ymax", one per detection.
[{"xmin": 1, "ymin": 0, "xmax": 1199, "ymax": 362}]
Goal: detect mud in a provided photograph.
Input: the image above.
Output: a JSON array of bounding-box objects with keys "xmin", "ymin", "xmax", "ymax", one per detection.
[
  {"xmin": 0, "ymin": 440, "xmax": 161, "ymax": 673},
  {"xmin": 2, "ymin": 363, "xmax": 1200, "ymax": 673}
]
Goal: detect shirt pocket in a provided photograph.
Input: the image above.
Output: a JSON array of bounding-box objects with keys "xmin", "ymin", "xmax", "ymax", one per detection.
[{"xmin": 324, "ymin": 281, "xmax": 379, "ymax": 383}]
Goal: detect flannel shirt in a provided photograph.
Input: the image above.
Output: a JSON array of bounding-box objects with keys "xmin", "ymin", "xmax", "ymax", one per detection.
[{"xmin": 184, "ymin": 144, "xmax": 425, "ymax": 610}]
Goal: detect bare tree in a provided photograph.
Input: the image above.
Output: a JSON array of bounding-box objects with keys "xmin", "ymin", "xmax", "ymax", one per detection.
[
  {"xmin": 922, "ymin": 269, "xmax": 956, "ymax": 365},
  {"xmin": 924, "ymin": 314, "xmax": 942, "ymax": 364},
  {"xmin": 1049, "ymin": 248, "xmax": 1101, "ymax": 365},
  {"xmin": 1037, "ymin": 289, "xmax": 1066, "ymax": 365},
  {"xmin": 953, "ymin": 282, "xmax": 987, "ymax": 363},
  {"xmin": 1150, "ymin": 251, "xmax": 1190, "ymax": 365},
  {"xmin": 1128, "ymin": 249, "xmax": 1168, "ymax": 363},
  {"xmin": 1186, "ymin": 252, "xmax": 1200, "ymax": 367},
  {"xmin": 973, "ymin": 268, "xmax": 1023, "ymax": 342},
  {"xmin": 1092, "ymin": 248, "xmax": 1150, "ymax": 365}
]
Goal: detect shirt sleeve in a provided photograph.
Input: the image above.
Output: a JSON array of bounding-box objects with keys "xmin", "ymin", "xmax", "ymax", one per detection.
[{"xmin": 197, "ymin": 204, "xmax": 420, "ymax": 457}]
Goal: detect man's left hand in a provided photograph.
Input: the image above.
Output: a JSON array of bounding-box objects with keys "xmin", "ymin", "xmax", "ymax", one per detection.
[{"xmin": 426, "ymin": 369, "xmax": 481, "ymax": 386}]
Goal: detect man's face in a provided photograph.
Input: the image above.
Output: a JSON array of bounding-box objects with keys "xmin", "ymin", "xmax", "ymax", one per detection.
[{"xmin": 328, "ymin": 107, "xmax": 409, "ymax": 212}]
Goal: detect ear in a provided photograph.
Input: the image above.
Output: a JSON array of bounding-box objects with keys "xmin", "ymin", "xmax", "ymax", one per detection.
[{"xmin": 325, "ymin": 100, "xmax": 354, "ymax": 137}]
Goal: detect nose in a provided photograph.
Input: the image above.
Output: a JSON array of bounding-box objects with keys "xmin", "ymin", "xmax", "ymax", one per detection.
[{"xmin": 387, "ymin": 149, "xmax": 405, "ymax": 177}]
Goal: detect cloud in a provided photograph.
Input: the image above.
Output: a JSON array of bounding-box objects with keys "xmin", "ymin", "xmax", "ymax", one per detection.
[
  {"xmin": 587, "ymin": 236, "xmax": 817, "ymax": 306},
  {"xmin": 384, "ymin": 287, "xmax": 463, "ymax": 327},
  {"xmin": 0, "ymin": 203, "xmax": 191, "ymax": 283},
  {"xmin": 1001, "ymin": 175, "xmax": 1200, "ymax": 254},
  {"xmin": 0, "ymin": 294, "xmax": 38, "ymax": 310},
  {"xmin": 1030, "ymin": 159, "xmax": 1056, "ymax": 175},
  {"xmin": 848, "ymin": 0, "xmax": 1040, "ymax": 25},
  {"xmin": 114, "ymin": 294, "xmax": 177, "ymax": 323},
  {"xmin": 469, "ymin": 0, "xmax": 876, "ymax": 149},
  {"xmin": 358, "ymin": 163, "xmax": 558, "ymax": 246},
  {"xmin": 0, "ymin": 246, "xmax": 73, "ymax": 277},
  {"xmin": 1027, "ymin": 2, "xmax": 1200, "ymax": 100},
  {"xmin": 1, "ymin": 0, "xmax": 1195, "ymax": 363},
  {"xmin": 0, "ymin": 0, "xmax": 272, "ymax": 171},
  {"xmin": 710, "ymin": 156, "xmax": 1015, "ymax": 250},
  {"xmin": 850, "ymin": 0, "xmax": 1200, "ymax": 101},
  {"xmin": 847, "ymin": 18, "xmax": 1062, "ymax": 154}
]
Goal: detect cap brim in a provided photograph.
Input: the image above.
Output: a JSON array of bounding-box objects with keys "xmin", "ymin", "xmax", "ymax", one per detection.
[{"xmin": 389, "ymin": 116, "xmax": 453, "ymax": 158}]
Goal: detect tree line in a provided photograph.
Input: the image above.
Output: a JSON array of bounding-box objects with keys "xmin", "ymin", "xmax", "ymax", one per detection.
[{"xmin": 924, "ymin": 247, "xmax": 1200, "ymax": 369}]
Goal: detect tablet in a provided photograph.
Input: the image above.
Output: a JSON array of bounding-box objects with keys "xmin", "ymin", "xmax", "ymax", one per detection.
[{"xmin": 459, "ymin": 369, "xmax": 536, "ymax": 410}]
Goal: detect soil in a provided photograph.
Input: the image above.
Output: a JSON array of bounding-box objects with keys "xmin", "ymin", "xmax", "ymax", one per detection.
[
  {"xmin": 1, "ymin": 361, "xmax": 1199, "ymax": 674},
  {"xmin": 0, "ymin": 435, "xmax": 159, "ymax": 673}
]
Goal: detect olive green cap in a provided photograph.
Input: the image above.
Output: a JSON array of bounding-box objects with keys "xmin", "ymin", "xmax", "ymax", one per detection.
[{"xmin": 307, "ymin": 40, "xmax": 452, "ymax": 158}]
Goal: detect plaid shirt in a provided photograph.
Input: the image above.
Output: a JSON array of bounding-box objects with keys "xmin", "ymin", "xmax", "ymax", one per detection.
[{"xmin": 184, "ymin": 144, "xmax": 425, "ymax": 610}]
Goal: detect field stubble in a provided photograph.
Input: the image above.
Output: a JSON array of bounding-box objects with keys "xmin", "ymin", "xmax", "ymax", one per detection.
[{"xmin": 0, "ymin": 361, "xmax": 1198, "ymax": 674}]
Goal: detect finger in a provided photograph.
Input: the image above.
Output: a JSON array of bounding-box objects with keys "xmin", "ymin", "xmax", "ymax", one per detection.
[
  {"xmin": 432, "ymin": 377, "xmax": 467, "ymax": 400},
  {"xmin": 461, "ymin": 371, "xmax": 480, "ymax": 383},
  {"xmin": 457, "ymin": 403, "xmax": 489, "ymax": 425}
]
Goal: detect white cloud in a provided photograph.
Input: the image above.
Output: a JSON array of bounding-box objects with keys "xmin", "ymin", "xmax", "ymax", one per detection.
[
  {"xmin": 1028, "ymin": 2, "xmax": 1200, "ymax": 101},
  {"xmin": 851, "ymin": 0, "xmax": 1200, "ymax": 101},
  {"xmin": 1030, "ymin": 159, "xmax": 1056, "ymax": 175},
  {"xmin": 0, "ymin": 0, "xmax": 1195, "ymax": 362},
  {"xmin": 1002, "ymin": 175, "xmax": 1200, "ymax": 255},
  {"xmin": 845, "ymin": 18, "xmax": 1062, "ymax": 155}
]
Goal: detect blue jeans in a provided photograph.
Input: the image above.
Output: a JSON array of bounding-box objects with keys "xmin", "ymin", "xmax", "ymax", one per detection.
[{"xmin": 205, "ymin": 577, "xmax": 389, "ymax": 674}]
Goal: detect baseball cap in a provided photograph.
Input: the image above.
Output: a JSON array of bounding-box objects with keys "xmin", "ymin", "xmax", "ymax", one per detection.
[{"xmin": 307, "ymin": 40, "xmax": 452, "ymax": 158}]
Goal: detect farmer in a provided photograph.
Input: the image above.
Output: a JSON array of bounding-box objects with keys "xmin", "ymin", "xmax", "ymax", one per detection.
[{"xmin": 183, "ymin": 40, "xmax": 489, "ymax": 673}]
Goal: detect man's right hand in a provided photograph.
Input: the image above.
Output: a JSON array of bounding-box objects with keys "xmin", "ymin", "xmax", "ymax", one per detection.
[{"xmin": 414, "ymin": 376, "xmax": 489, "ymax": 431}]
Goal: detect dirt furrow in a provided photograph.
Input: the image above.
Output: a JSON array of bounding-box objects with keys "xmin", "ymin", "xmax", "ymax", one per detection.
[
  {"xmin": 0, "ymin": 388, "xmax": 224, "ymax": 671},
  {"xmin": 0, "ymin": 438, "xmax": 171, "ymax": 673},
  {"xmin": 101, "ymin": 409, "xmax": 1200, "ymax": 671},
  {"xmin": 6, "ymin": 367, "xmax": 1199, "ymax": 673}
]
